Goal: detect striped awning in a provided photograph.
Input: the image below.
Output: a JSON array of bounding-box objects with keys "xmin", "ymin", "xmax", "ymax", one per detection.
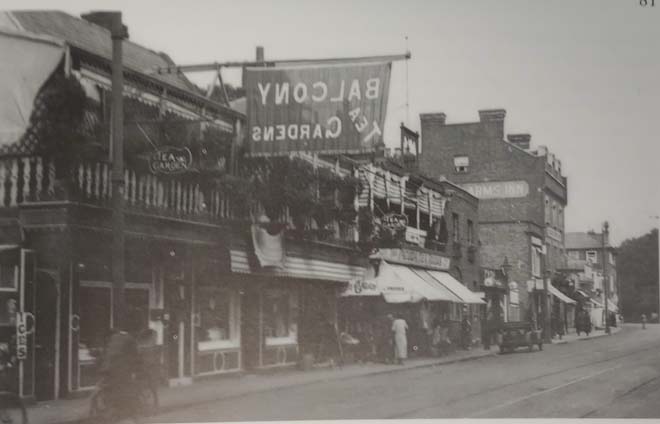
[
  {"xmin": 548, "ymin": 284, "xmax": 576, "ymax": 304},
  {"xmin": 230, "ymin": 249, "xmax": 365, "ymax": 283}
]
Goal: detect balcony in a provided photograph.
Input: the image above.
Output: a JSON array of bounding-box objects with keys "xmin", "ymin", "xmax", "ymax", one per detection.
[
  {"xmin": 0, "ymin": 155, "xmax": 234, "ymax": 222},
  {"xmin": 0, "ymin": 155, "xmax": 358, "ymax": 248}
]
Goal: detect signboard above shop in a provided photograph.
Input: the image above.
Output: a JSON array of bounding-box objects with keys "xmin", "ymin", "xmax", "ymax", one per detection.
[
  {"xmin": 245, "ymin": 62, "xmax": 392, "ymax": 156},
  {"xmin": 373, "ymin": 248, "xmax": 451, "ymax": 271},
  {"xmin": 460, "ymin": 180, "xmax": 529, "ymax": 200}
]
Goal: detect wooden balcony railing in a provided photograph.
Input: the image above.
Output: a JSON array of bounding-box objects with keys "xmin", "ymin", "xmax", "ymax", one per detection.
[
  {"xmin": 0, "ymin": 155, "xmax": 234, "ymax": 221},
  {"xmin": 0, "ymin": 155, "xmax": 359, "ymax": 246}
]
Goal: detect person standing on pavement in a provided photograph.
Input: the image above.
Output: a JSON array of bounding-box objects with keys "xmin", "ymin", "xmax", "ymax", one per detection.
[
  {"xmin": 391, "ymin": 314, "xmax": 408, "ymax": 365},
  {"xmin": 641, "ymin": 313, "xmax": 647, "ymax": 329},
  {"xmin": 100, "ymin": 327, "xmax": 141, "ymax": 418},
  {"xmin": 461, "ymin": 307, "xmax": 472, "ymax": 350}
]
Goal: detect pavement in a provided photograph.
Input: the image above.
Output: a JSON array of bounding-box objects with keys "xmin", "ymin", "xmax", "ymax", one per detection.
[
  {"xmin": 146, "ymin": 323, "xmax": 659, "ymax": 421},
  {"xmin": 551, "ymin": 325, "xmax": 621, "ymax": 344},
  {"xmin": 28, "ymin": 324, "xmax": 628, "ymax": 424},
  {"xmin": 29, "ymin": 346, "xmax": 495, "ymax": 424}
]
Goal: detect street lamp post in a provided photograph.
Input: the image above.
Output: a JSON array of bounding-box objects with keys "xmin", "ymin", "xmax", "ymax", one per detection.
[
  {"xmin": 652, "ymin": 215, "xmax": 659, "ymax": 322},
  {"xmin": 602, "ymin": 221, "xmax": 610, "ymax": 335}
]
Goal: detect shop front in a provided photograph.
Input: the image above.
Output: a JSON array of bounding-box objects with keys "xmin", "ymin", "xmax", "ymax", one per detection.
[
  {"xmin": 340, "ymin": 247, "xmax": 484, "ymax": 360},
  {"xmin": 548, "ymin": 283, "xmax": 576, "ymax": 337},
  {"xmin": 230, "ymin": 226, "xmax": 365, "ymax": 369}
]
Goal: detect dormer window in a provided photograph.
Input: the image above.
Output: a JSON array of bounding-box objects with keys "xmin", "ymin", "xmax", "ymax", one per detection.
[{"xmin": 454, "ymin": 156, "xmax": 469, "ymax": 173}]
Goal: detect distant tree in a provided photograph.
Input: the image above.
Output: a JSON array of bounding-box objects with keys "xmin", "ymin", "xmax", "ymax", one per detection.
[{"xmin": 618, "ymin": 228, "xmax": 659, "ymax": 322}]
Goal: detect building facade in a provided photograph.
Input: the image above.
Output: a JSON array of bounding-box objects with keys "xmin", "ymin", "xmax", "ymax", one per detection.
[
  {"xmin": 0, "ymin": 11, "xmax": 365, "ymax": 401},
  {"xmin": 563, "ymin": 231, "xmax": 619, "ymax": 327},
  {"xmin": 418, "ymin": 109, "xmax": 569, "ymax": 328}
]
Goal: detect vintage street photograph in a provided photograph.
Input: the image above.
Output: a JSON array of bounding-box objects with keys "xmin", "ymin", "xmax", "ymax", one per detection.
[{"xmin": 0, "ymin": 0, "xmax": 658, "ymax": 423}]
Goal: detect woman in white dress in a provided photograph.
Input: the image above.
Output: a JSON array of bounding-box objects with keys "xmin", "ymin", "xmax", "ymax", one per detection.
[{"xmin": 391, "ymin": 315, "xmax": 408, "ymax": 365}]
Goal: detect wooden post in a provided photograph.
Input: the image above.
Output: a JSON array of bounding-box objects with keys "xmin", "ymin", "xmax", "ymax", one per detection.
[{"xmin": 109, "ymin": 12, "xmax": 128, "ymax": 330}]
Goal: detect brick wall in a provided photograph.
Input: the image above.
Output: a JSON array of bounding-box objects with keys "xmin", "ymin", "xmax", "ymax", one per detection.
[{"xmin": 441, "ymin": 182, "xmax": 481, "ymax": 290}]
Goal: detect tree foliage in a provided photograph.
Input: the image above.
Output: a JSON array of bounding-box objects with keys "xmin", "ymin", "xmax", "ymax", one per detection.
[{"xmin": 618, "ymin": 228, "xmax": 659, "ymax": 321}]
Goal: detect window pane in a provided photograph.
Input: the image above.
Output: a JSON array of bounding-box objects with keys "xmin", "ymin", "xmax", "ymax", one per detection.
[
  {"xmin": 79, "ymin": 287, "xmax": 111, "ymax": 350},
  {"xmin": 197, "ymin": 290, "xmax": 232, "ymax": 342},
  {"xmin": 263, "ymin": 291, "xmax": 290, "ymax": 338}
]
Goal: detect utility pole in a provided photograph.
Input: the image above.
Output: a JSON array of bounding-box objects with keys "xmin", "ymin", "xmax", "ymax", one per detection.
[
  {"xmin": 538, "ymin": 242, "xmax": 551, "ymax": 343},
  {"xmin": 602, "ymin": 221, "xmax": 610, "ymax": 335},
  {"xmin": 109, "ymin": 12, "xmax": 127, "ymax": 331}
]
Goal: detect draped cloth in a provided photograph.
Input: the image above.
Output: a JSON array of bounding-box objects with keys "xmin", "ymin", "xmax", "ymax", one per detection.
[
  {"xmin": 251, "ymin": 224, "xmax": 285, "ymax": 269},
  {"xmin": 0, "ymin": 28, "xmax": 67, "ymax": 147}
]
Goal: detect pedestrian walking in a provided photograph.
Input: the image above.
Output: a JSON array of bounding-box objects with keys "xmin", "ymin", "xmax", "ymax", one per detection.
[
  {"xmin": 391, "ymin": 314, "xmax": 408, "ymax": 365},
  {"xmin": 461, "ymin": 307, "xmax": 472, "ymax": 350},
  {"xmin": 641, "ymin": 313, "xmax": 647, "ymax": 329}
]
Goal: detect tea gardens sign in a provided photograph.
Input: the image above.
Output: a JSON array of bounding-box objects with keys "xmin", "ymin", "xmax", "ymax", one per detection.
[
  {"xmin": 245, "ymin": 62, "xmax": 392, "ymax": 155},
  {"xmin": 149, "ymin": 147, "xmax": 193, "ymax": 174}
]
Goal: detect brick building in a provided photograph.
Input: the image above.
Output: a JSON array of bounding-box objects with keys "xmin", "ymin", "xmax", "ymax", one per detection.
[{"xmin": 418, "ymin": 109, "xmax": 568, "ymax": 326}]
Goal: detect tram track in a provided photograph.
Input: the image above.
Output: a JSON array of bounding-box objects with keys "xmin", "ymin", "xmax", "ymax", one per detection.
[{"xmin": 387, "ymin": 337, "xmax": 660, "ymax": 419}]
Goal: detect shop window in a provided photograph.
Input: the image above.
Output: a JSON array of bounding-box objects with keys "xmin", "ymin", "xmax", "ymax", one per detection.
[
  {"xmin": 263, "ymin": 290, "xmax": 298, "ymax": 345},
  {"xmin": 0, "ymin": 265, "xmax": 16, "ymax": 291},
  {"xmin": 0, "ymin": 294, "xmax": 18, "ymax": 326},
  {"xmin": 196, "ymin": 289, "xmax": 233, "ymax": 348},
  {"xmin": 586, "ymin": 250, "xmax": 597, "ymax": 263},
  {"xmin": 79, "ymin": 286, "xmax": 111, "ymax": 354},
  {"xmin": 452, "ymin": 213, "xmax": 460, "ymax": 242},
  {"xmin": 453, "ymin": 156, "xmax": 469, "ymax": 173}
]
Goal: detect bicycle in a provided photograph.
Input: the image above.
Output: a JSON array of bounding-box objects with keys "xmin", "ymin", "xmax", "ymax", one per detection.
[{"xmin": 0, "ymin": 345, "xmax": 27, "ymax": 424}]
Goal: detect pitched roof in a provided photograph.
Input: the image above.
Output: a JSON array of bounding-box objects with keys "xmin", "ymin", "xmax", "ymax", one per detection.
[
  {"xmin": 8, "ymin": 10, "xmax": 198, "ymax": 94},
  {"xmin": 565, "ymin": 232, "xmax": 612, "ymax": 250}
]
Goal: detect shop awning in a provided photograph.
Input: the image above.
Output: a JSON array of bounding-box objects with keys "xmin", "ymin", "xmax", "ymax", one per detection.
[
  {"xmin": 342, "ymin": 261, "xmax": 464, "ymax": 303},
  {"xmin": 548, "ymin": 284, "xmax": 576, "ymax": 304},
  {"xmin": 389, "ymin": 264, "xmax": 462, "ymax": 302},
  {"xmin": 426, "ymin": 270, "xmax": 486, "ymax": 304}
]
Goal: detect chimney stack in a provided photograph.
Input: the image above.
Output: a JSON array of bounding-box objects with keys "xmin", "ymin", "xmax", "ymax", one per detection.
[
  {"xmin": 478, "ymin": 109, "xmax": 506, "ymax": 139},
  {"xmin": 82, "ymin": 12, "xmax": 129, "ymax": 38},
  {"xmin": 507, "ymin": 134, "xmax": 531, "ymax": 150},
  {"xmin": 420, "ymin": 113, "xmax": 446, "ymax": 125},
  {"xmin": 478, "ymin": 109, "xmax": 506, "ymax": 123}
]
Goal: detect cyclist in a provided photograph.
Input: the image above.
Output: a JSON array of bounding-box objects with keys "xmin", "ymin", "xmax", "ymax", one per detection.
[{"xmin": 99, "ymin": 327, "xmax": 142, "ymax": 420}]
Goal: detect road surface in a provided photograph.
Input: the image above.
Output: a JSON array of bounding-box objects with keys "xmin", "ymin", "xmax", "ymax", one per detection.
[{"xmin": 147, "ymin": 324, "xmax": 660, "ymax": 421}]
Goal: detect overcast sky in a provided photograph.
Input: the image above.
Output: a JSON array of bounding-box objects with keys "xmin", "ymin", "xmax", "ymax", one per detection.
[{"xmin": 8, "ymin": 0, "xmax": 660, "ymax": 244}]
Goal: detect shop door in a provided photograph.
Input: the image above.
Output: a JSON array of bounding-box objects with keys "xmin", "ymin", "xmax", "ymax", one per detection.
[
  {"xmin": 34, "ymin": 271, "xmax": 58, "ymax": 401},
  {"xmin": 164, "ymin": 281, "xmax": 190, "ymax": 382}
]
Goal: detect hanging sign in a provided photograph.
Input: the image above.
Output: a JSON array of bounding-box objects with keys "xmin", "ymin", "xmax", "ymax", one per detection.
[
  {"xmin": 381, "ymin": 213, "xmax": 408, "ymax": 230},
  {"xmin": 149, "ymin": 147, "xmax": 193, "ymax": 174},
  {"xmin": 245, "ymin": 62, "xmax": 392, "ymax": 155},
  {"xmin": 15, "ymin": 312, "xmax": 34, "ymax": 361}
]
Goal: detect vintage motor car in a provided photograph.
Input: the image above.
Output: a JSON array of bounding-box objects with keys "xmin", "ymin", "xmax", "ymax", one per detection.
[{"xmin": 496, "ymin": 321, "xmax": 543, "ymax": 353}]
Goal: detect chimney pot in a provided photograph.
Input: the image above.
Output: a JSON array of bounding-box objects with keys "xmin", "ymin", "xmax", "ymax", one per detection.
[
  {"xmin": 420, "ymin": 113, "xmax": 446, "ymax": 125},
  {"xmin": 478, "ymin": 109, "xmax": 506, "ymax": 122},
  {"xmin": 507, "ymin": 133, "xmax": 531, "ymax": 150}
]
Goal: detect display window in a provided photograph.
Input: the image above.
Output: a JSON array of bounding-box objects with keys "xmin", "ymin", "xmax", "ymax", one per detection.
[
  {"xmin": 195, "ymin": 288, "xmax": 239, "ymax": 351},
  {"xmin": 263, "ymin": 289, "xmax": 298, "ymax": 346}
]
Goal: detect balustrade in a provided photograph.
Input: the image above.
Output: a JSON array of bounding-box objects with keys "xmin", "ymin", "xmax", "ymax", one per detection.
[{"xmin": 0, "ymin": 155, "xmax": 358, "ymax": 246}]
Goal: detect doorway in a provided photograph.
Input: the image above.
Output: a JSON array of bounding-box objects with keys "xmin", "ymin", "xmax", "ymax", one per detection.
[
  {"xmin": 164, "ymin": 281, "xmax": 191, "ymax": 385},
  {"xmin": 34, "ymin": 270, "xmax": 59, "ymax": 401}
]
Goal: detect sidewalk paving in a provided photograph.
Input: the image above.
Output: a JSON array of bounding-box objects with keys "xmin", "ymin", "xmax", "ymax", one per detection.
[
  {"xmin": 551, "ymin": 325, "xmax": 621, "ymax": 344},
  {"xmin": 29, "ymin": 348, "xmax": 495, "ymax": 424},
  {"xmin": 29, "ymin": 326, "xmax": 623, "ymax": 424}
]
